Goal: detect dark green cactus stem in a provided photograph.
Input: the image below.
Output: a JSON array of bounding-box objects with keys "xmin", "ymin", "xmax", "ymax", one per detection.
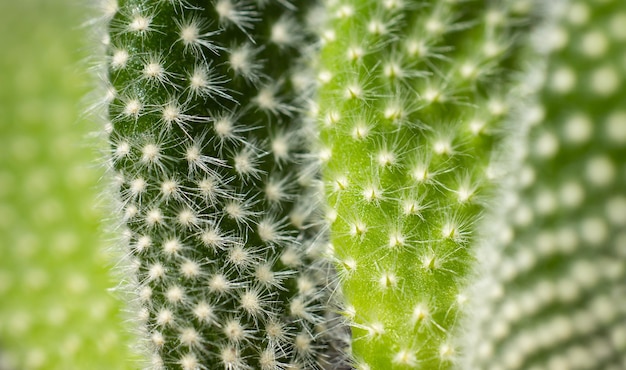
[
  {"xmin": 467, "ymin": 1, "xmax": 626, "ymax": 369},
  {"xmin": 317, "ymin": 0, "xmax": 532, "ymax": 368},
  {"xmin": 106, "ymin": 1, "xmax": 347, "ymax": 369}
]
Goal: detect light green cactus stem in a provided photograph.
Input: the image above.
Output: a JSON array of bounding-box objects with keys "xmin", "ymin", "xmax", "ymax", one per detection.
[
  {"xmin": 316, "ymin": 0, "xmax": 533, "ymax": 368},
  {"xmin": 105, "ymin": 0, "xmax": 349, "ymax": 369},
  {"xmin": 466, "ymin": 1, "xmax": 626, "ymax": 369},
  {"xmin": 0, "ymin": 1, "xmax": 135, "ymax": 369}
]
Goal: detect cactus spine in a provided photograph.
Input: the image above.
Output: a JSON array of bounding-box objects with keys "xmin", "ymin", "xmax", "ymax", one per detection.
[
  {"xmin": 105, "ymin": 0, "xmax": 347, "ymax": 369},
  {"xmin": 466, "ymin": 1, "xmax": 626, "ymax": 369},
  {"xmin": 316, "ymin": 0, "xmax": 532, "ymax": 368}
]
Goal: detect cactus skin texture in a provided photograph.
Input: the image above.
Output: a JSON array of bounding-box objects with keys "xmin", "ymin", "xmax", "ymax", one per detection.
[
  {"xmin": 105, "ymin": 0, "xmax": 348, "ymax": 369},
  {"xmin": 466, "ymin": 1, "xmax": 626, "ymax": 369},
  {"xmin": 0, "ymin": 1, "xmax": 134, "ymax": 369},
  {"xmin": 316, "ymin": 0, "xmax": 532, "ymax": 368}
]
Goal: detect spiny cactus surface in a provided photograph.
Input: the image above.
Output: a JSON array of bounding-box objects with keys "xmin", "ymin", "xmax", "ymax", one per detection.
[
  {"xmin": 0, "ymin": 1, "xmax": 134, "ymax": 369},
  {"xmin": 105, "ymin": 0, "xmax": 347, "ymax": 369},
  {"xmin": 316, "ymin": 0, "xmax": 533, "ymax": 368},
  {"xmin": 467, "ymin": 1, "xmax": 626, "ymax": 369}
]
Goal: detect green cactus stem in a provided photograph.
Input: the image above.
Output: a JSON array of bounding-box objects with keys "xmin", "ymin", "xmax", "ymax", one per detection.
[
  {"xmin": 0, "ymin": 1, "xmax": 135, "ymax": 369},
  {"xmin": 316, "ymin": 0, "xmax": 532, "ymax": 368},
  {"xmin": 466, "ymin": 1, "xmax": 626, "ymax": 369},
  {"xmin": 105, "ymin": 0, "xmax": 348, "ymax": 369}
]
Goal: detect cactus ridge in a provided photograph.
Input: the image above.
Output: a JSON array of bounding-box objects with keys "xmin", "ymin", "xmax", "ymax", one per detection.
[
  {"xmin": 316, "ymin": 0, "xmax": 533, "ymax": 368},
  {"xmin": 105, "ymin": 1, "xmax": 348, "ymax": 369}
]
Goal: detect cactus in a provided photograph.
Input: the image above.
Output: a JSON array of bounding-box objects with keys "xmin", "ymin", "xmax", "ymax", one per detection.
[
  {"xmin": 465, "ymin": 1, "xmax": 626, "ymax": 369},
  {"xmin": 0, "ymin": 1, "xmax": 134, "ymax": 369},
  {"xmin": 3, "ymin": 1, "xmax": 624, "ymax": 369},
  {"xmin": 104, "ymin": 1, "xmax": 348, "ymax": 369},
  {"xmin": 315, "ymin": 0, "xmax": 534, "ymax": 368}
]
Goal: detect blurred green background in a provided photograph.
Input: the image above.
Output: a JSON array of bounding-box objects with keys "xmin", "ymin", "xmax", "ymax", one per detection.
[{"xmin": 0, "ymin": 1, "xmax": 135, "ymax": 369}]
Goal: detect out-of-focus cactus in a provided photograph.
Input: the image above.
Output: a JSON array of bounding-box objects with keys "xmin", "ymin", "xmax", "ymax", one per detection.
[
  {"xmin": 0, "ymin": 1, "xmax": 135, "ymax": 369},
  {"xmin": 104, "ymin": 1, "xmax": 348, "ymax": 369},
  {"xmin": 315, "ymin": 0, "xmax": 533, "ymax": 368},
  {"xmin": 465, "ymin": 1, "xmax": 626, "ymax": 369}
]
